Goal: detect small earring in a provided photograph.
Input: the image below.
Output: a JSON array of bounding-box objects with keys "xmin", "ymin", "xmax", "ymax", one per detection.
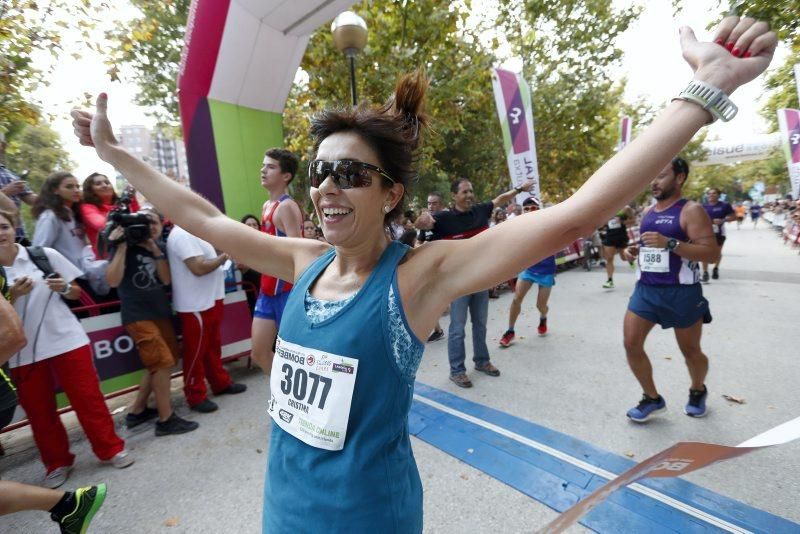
[{"xmin": 384, "ymin": 205, "xmax": 391, "ymax": 213}]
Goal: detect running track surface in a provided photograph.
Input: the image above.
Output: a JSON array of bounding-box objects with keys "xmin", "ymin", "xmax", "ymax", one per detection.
[{"xmin": 411, "ymin": 382, "xmax": 799, "ymax": 534}]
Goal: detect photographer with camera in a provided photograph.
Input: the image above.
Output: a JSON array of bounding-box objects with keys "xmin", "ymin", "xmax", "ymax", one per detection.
[
  {"xmin": 0, "ymin": 209, "xmax": 133, "ymax": 489},
  {"xmin": 95, "ymin": 184, "xmax": 151, "ymax": 260},
  {"xmin": 106, "ymin": 208, "xmax": 199, "ymax": 436},
  {"xmin": 80, "ymin": 173, "xmax": 140, "ymax": 258}
]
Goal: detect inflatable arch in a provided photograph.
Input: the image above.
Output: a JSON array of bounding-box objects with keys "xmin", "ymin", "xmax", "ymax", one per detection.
[{"xmin": 178, "ymin": 0, "xmax": 354, "ymax": 220}]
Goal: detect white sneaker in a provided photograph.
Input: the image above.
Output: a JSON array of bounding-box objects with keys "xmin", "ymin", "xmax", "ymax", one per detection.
[
  {"xmin": 44, "ymin": 466, "xmax": 72, "ymax": 489},
  {"xmin": 110, "ymin": 449, "xmax": 135, "ymax": 469}
]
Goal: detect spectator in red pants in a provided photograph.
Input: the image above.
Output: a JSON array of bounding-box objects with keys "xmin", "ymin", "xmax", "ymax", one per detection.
[
  {"xmin": 167, "ymin": 225, "xmax": 247, "ymax": 412},
  {"xmin": 0, "ymin": 210, "xmax": 133, "ymax": 489}
]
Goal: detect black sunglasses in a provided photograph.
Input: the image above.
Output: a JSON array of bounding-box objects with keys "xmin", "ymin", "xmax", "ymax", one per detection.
[{"xmin": 308, "ymin": 160, "xmax": 396, "ymax": 189}]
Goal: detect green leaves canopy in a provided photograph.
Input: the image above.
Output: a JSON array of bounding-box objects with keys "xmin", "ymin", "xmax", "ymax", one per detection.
[{"xmin": 107, "ymin": 0, "xmax": 644, "ymax": 210}]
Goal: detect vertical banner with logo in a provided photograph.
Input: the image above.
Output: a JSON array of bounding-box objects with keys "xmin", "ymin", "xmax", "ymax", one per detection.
[
  {"xmin": 777, "ymin": 108, "xmax": 800, "ymax": 199},
  {"xmin": 491, "ymin": 68, "xmax": 540, "ymax": 201},
  {"xmin": 617, "ymin": 116, "xmax": 633, "ymax": 151}
]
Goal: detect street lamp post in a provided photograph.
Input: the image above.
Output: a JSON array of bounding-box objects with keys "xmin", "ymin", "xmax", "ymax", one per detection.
[{"xmin": 331, "ymin": 11, "xmax": 368, "ymax": 107}]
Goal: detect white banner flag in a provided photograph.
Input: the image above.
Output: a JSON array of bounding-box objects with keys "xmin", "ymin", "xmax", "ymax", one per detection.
[{"xmin": 491, "ymin": 67, "xmax": 541, "ymax": 202}]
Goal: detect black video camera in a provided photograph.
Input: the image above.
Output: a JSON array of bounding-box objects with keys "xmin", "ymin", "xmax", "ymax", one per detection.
[{"xmin": 98, "ymin": 187, "xmax": 151, "ymax": 256}]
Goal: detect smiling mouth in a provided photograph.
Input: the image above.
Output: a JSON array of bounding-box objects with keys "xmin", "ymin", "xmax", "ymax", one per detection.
[{"xmin": 321, "ymin": 207, "xmax": 353, "ymax": 222}]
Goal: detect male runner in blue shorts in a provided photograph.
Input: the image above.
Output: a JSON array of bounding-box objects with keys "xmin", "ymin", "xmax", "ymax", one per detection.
[
  {"xmin": 749, "ymin": 202, "xmax": 761, "ymax": 227},
  {"xmin": 621, "ymin": 157, "xmax": 720, "ymax": 422},
  {"xmin": 701, "ymin": 187, "xmax": 735, "ymax": 281},
  {"xmin": 251, "ymin": 149, "xmax": 303, "ymax": 374},
  {"xmin": 499, "ymin": 197, "xmax": 555, "ymax": 346}
]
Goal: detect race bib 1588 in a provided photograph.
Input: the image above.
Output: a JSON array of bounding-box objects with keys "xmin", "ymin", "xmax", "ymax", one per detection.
[
  {"xmin": 639, "ymin": 247, "xmax": 670, "ymax": 273},
  {"xmin": 268, "ymin": 337, "xmax": 359, "ymax": 451}
]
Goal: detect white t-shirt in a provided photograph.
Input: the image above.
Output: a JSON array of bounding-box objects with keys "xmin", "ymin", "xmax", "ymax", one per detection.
[
  {"xmin": 5, "ymin": 246, "xmax": 89, "ymax": 368},
  {"xmin": 166, "ymin": 226, "xmax": 225, "ymax": 313}
]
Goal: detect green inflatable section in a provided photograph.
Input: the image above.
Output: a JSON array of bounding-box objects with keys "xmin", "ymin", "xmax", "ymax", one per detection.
[{"xmin": 208, "ymin": 99, "xmax": 285, "ymax": 219}]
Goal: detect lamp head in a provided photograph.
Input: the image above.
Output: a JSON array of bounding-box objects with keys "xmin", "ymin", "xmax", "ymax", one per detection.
[{"xmin": 331, "ymin": 11, "xmax": 368, "ymax": 56}]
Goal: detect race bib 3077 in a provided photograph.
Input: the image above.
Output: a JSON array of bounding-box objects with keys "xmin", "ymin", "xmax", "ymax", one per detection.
[{"xmin": 268, "ymin": 337, "xmax": 359, "ymax": 451}]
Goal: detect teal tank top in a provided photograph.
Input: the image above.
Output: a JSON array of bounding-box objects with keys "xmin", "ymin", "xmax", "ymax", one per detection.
[{"xmin": 263, "ymin": 241, "xmax": 423, "ymax": 533}]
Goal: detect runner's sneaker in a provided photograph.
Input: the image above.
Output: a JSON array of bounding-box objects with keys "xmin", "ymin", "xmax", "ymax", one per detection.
[
  {"xmin": 537, "ymin": 319, "xmax": 547, "ymax": 336},
  {"xmin": 125, "ymin": 406, "xmax": 158, "ymax": 429},
  {"xmin": 449, "ymin": 373, "xmax": 473, "ymax": 388},
  {"xmin": 626, "ymin": 394, "xmax": 666, "ymax": 423},
  {"xmin": 44, "ymin": 466, "xmax": 72, "ymax": 489},
  {"xmin": 218, "ymin": 383, "xmax": 247, "ymax": 395},
  {"xmin": 427, "ymin": 328, "xmax": 444, "ymax": 342},
  {"xmin": 499, "ymin": 330, "xmax": 515, "ymax": 347},
  {"xmin": 190, "ymin": 399, "xmax": 218, "ymax": 413},
  {"xmin": 110, "ymin": 449, "xmax": 134, "ymax": 469},
  {"xmin": 684, "ymin": 386, "xmax": 708, "ymax": 418},
  {"xmin": 711, "ymin": 267, "xmax": 719, "ymax": 280},
  {"xmin": 475, "ymin": 362, "xmax": 500, "ymax": 377},
  {"xmin": 602, "ymin": 279, "xmax": 614, "ymax": 289},
  {"xmin": 54, "ymin": 484, "xmax": 107, "ymax": 534},
  {"xmin": 155, "ymin": 413, "xmax": 200, "ymax": 436},
  {"xmin": 702, "ymin": 271, "xmax": 710, "ymax": 283}
]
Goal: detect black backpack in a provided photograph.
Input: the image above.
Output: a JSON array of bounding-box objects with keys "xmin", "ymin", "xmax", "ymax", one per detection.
[
  {"xmin": 25, "ymin": 246, "xmax": 73, "ymax": 303},
  {"xmin": 25, "ymin": 246, "xmax": 57, "ymax": 278}
]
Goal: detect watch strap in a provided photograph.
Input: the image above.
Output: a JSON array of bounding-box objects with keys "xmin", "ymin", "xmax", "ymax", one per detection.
[{"xmin": 672, "ymin": 80, "xmax": 738, "ymax": 123}]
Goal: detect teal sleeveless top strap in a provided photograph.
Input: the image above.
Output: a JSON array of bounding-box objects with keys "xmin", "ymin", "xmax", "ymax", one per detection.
[{"xmin": 263, "ymin": 241, "xmax": 423, "ymax": 533}]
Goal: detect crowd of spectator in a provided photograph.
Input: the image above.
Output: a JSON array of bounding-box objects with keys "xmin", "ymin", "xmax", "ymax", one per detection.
[{"xmin": 0, "ymin": 160, "xmax": 253, "ymax": 489}]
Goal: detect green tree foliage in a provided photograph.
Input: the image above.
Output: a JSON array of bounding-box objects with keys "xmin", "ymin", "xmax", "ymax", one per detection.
[
  {"xmin": 284, "ymin": 0, "xmax": 507, "ymax": 212},
  {"xmin": 496, "ymin": 0, "xmax": 642, "ymax": 201},
  {"xmin": 685, "ymin": 150, "xmax": 787, "ymax": 201},
  {"xmin": 105, "ymin": 0, "xmax": 190, "ymax": 129},
  {"xmin": 5, "ymin": 120, "xmax": 73, "ymax": 233},
  {"xmin": 0, "ymin": 0, "xmax": 103, "ymax": 135},
  {"xmin": 670, "ymin": 0, "xmax": 796, "ymax": 201},
  {"xmin": 676, "ymin": 0, "xmax": 799, "ymax": 127},
  {"xmin": 729, "ymin": 0, "xmax": 799, "ymax": 128},
  {"xmin": 106, "ymin": 0, "xmax": 645, "ymax": 211}
]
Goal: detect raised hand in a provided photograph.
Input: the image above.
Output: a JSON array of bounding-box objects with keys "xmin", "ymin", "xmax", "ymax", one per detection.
[
  {"xmin": 679, "ymin": 16, "xmax": 777, "ymax": 95},
  {"xmin": 70, "ymin": 93, "xmax": 119, "ymax": 162}
]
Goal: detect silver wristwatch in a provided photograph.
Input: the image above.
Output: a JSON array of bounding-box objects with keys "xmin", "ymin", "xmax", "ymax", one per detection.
[{"xmin": 672, "ymin": 80, "xmax": 738, "ymax": 123}]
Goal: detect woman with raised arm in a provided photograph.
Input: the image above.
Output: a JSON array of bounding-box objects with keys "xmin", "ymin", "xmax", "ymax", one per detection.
[{"xmin": 72, "ymin": 16, "xmax": 775, "ymax": 533}]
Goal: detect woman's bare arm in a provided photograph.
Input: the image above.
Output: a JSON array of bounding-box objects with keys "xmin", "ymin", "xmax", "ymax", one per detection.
[
  {"xmin": 411, "ymin": 17, "xmax": 776, "ymax": 311},
  {"xmin": 70, "ymin": 101, "xmax": 327, "ymax": 282}
]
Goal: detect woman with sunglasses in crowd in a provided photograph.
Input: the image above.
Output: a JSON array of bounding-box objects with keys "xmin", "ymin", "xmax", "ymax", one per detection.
[
  {"xmin": 0, "ymin": 209, "xmax": 133, "ymax": 490},
  {"xmin": 71, "ymin": 16, "xmax": 774, "ymax": 532},
  {"xmin": 80, "ymin": 172, "xmax": 140, "ymax": 258}
]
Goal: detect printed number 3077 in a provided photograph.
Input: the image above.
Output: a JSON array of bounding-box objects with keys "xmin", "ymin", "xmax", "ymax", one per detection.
[{"xmin": 280, "ymin": 364, "xmax": 332, "ymax": 409}]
